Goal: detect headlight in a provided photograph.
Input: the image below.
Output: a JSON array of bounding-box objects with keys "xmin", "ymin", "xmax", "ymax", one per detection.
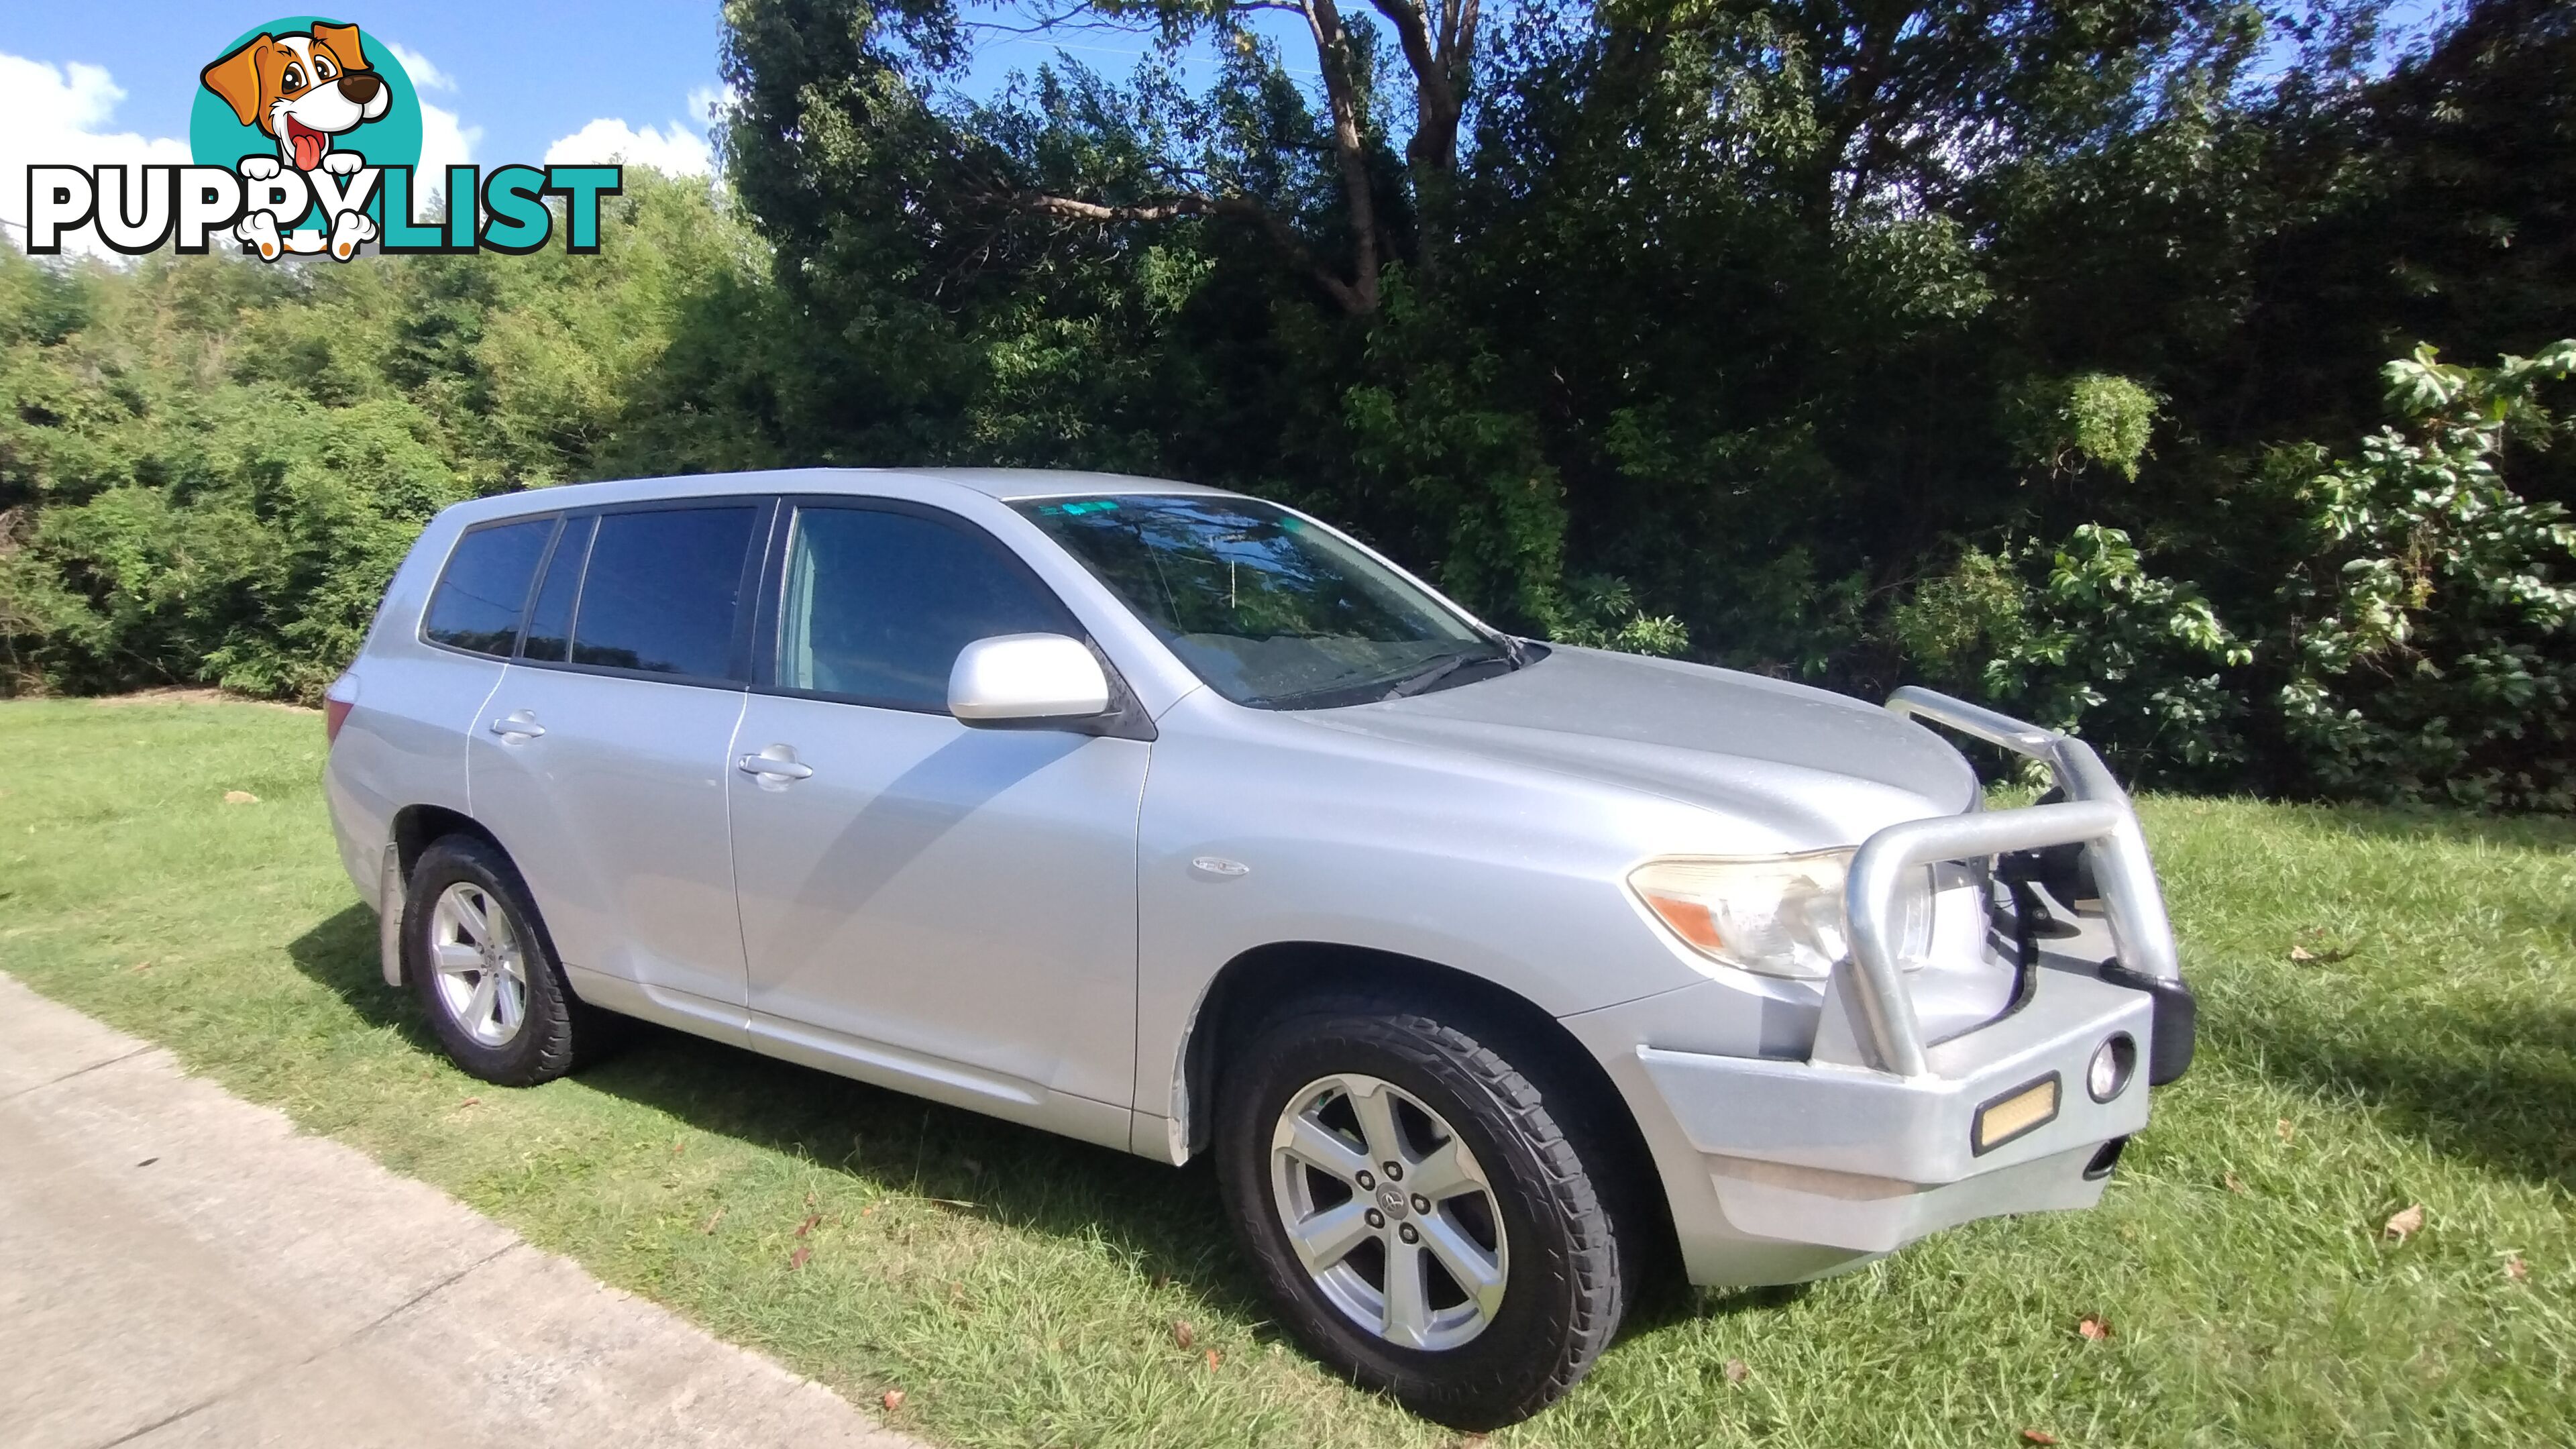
[{"xmin": 1628, "ymin": 851, "xmax": 1931, "ymax": 981}]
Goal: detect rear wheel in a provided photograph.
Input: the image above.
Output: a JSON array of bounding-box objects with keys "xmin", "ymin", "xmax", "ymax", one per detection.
[
  {"xmin": 1216, "ymin": 998, "xmax": 1631, "ymax": 1428},
  {"xmin": 403, "ymin": 835, "xmax": 605, "ymax": 1086}
]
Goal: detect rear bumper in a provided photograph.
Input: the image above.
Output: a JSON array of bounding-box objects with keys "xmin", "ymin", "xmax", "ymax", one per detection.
[{"xmin": 1638, "ymin": 963, "xmax": 2154, "ymax": 1254}]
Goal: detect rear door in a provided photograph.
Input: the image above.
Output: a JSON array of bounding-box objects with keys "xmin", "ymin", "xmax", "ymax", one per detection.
[
  {"xmin": 331, "ymin": 513, "xmax": 555, "ymax": 898},
  {"xmin": 724, "ymin": 497, "xmax": 1148, "ymax": 1146},
  {"xmin": 468, "ymin": 498, "xmax": 774, "ymax": 1036}
]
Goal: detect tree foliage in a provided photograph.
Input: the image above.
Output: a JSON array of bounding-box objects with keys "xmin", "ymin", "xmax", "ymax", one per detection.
[{"xmin": 2, "ymin": 0, "xmax": 2571, "ymax": 809}]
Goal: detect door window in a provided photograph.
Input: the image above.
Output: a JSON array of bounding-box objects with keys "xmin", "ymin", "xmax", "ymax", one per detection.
[
  {"xmin": 570, "ymin": 506, "xmax": 757, "ymax": 680},
  {"xmin": 777, "ymin": 506, "xmax": 1076, "ymax": 710},
  {"xmin": 423, "ymin": 517, "xmax": 554, "ymax": 657}
]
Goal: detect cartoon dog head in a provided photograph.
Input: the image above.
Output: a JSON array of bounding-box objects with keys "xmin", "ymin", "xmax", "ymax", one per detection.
[{"xmin": 200, "ymin": 22, "xmax": 390, "ymax": 172}]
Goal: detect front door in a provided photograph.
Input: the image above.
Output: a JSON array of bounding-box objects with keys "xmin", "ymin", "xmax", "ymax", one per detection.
[
  {"xmin": 727, "ymin": 500, "xmax": 1148, "ymax": 1146},
  {"xmin": 469, "ymin": 500, "xmax": 769, "ymax": 1034}
]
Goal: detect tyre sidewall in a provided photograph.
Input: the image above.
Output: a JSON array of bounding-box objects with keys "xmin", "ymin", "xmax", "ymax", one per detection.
[
  {"xmin": 1217, "ymin": 1008, "xmax": 1611, "ymax": 1423},
  {"xmin": 405, "ymin": 837, "xmax": 576, "ymax": 1086}
]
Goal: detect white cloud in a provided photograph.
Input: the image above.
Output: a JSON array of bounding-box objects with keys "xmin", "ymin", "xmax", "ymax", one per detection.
[
  {"xmin": 414, "ymin": 99, "xmax": 482, "ymax": 199},
  {"xmin": 385, "ymin": 40, "xmax": 454, "ymax": 93},
  {"xmin": 0, "ymin": 52, "xmax": 191, "ymax": 256},
  {"xmin": 688, "ymin": 84, "xmax": 737, "ymax": 127},
  {"xmin": 543, "ymin": 117, "xmax": 712, "ymax": 177},
  {"xmin": 378, "ymin": 42, "xmax": 480, "ymax": 219}
]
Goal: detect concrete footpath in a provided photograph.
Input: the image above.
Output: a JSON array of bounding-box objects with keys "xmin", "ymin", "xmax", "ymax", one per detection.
[{"xmin": 0, "ymin": 973, "xmax": 924, "ymax": 1449}]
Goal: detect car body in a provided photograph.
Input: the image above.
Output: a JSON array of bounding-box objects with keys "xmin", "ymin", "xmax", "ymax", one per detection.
[{"xmin": 323, "ymin": 467, "xmax": 2194, "ymax": 1424}]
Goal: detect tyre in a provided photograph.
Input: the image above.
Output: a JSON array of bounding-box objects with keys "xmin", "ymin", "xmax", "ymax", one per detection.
[
  {"xmin": 402, "ymin": 834, "xmax": 606, "ymax": 1087},
  {"xmin": 1215, "ymin": 996, "xmax": 1632, "ymax": 1428}
]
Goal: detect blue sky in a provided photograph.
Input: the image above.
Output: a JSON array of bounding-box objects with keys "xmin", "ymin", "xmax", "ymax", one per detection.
[
  {"xmin": 0, "ymin": 1, "xmax": 1303, "ymax": 212},
  {"xmin": 3, "ymin": 3, "xmax": 732, "ymax": 181}
]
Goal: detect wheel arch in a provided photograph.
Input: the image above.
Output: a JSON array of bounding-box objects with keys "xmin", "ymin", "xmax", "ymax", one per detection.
[
  {"xmin": 383, "ymin": 806, "xmax": 529, "ymax": 988},
  {"xmin": 1176, "ymin": 943, "xmax": 1670, "ymax": 1250},
  {"xmin": 392, "ymin": 803, "xmax": 508, "ymax": 879}
]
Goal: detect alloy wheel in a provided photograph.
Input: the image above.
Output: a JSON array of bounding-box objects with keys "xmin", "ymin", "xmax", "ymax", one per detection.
[
  {"xmin": 428, "ymin": 881, "xmax": 527, "ymax": 1048},
  {"xmin": 1269, "ymin": 1072, "xmax": 1509, "ymax": 1351}
]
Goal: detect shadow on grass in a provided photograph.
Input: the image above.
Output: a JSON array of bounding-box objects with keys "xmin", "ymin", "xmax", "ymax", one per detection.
[
  {"xmin": 286, "ymin": 904, "xmax": 1773, "ymax": 1363},
  {"xmin": 286, "ymin": 903, "xmax": 1273, "ymax": 1328},
  {"xmin": 2215, "ymin": 996, "xmax": 2576, "ymax": 1192}
]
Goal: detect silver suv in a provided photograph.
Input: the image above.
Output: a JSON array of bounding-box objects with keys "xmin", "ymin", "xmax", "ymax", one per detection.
[{"xmin": 323, "ymin": 468, "xmax": 2194, "ymax": 1426}]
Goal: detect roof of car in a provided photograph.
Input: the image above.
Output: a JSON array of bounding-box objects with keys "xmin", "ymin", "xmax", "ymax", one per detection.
[
  {"xmin": 460, "ymin": 468, "xmax": 1243, "ymax": 515},
  {"xmin": 884, "ymin": 468, "xmax": 1239, "ymax": 501}
]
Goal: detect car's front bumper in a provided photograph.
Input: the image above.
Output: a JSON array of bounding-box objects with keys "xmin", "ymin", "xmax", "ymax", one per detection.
[{"xmin": 1640, "ymin": 962, "xmax": 2154, "ymax": 1254}]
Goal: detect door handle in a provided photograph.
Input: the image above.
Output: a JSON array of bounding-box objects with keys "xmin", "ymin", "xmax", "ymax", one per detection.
[
  {"xmin": 737, "ymin": 751, "xmax": 813, "ymax": 781},
  {"xmin": 488, "ymin": 712, "xmax": 545, "ymax": 740}
]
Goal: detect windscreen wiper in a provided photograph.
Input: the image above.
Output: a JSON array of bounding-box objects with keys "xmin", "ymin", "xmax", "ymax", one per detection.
[{"xmin": 1382, "ymin": 650, "xmax": 1489, "ymax": 700}]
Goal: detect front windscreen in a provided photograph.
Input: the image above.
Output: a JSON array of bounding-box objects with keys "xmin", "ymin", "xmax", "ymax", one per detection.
[{"xmin": 1016, "ymin": 494, "xmax": 1515, "ymax": 708}]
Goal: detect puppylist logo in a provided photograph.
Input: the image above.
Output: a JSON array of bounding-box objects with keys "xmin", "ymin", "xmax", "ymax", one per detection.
[{"xmin": 23, "ymin": 16, "xmax": 621, "ymax": 261}]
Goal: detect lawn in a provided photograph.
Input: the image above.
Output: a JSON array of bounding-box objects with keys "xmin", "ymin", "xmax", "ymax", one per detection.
[{"xmin": 1, "ymin": 694, "xmax": 2571, "ymax": 1448}]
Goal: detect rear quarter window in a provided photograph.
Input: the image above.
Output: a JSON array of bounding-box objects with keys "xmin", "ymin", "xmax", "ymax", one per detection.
[{"xmin": 423, "ymin": 518, "xmax": 555, "ymax": 657}]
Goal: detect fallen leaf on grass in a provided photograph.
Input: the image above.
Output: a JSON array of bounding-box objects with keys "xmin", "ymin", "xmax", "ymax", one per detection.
[
  {"xmin": 2078, "ymin": 1315, "xmax": 2112, "ymax": 1342},
  {"xmin": 2287, "ymin": 939, "xmax": 2353, "ymax": 963},
  {"xmin": 789, "ymin": 1244, "xmax": 811, "ymax": 1270},
  {"xmin": 2223, "ymin": 1172, "xmax": 2248, "ymax": 1195},
  {"xmin": 127, "ymin": 961, "xmax": 153, "ymax": 973},
  {"xmin": 794, "ymin": 1213, "xmax": 822, "ymax": 1238},
  {"xmin": 2022, "ymin": 1432, "xmax": 2059, "ymax": 1445},
  {"xmin": 2277, "ymin": 1118, "xmax": 2296, "ymax": 1144},
  {"xmin": 1172, "ymin": 1319, "xmax": 1195, "ymax": 1350},
  {"xmin": 700, "ymin": 1207, "xmax": 726, "ymax": 1234},
  {"xmin": 2504, "ymin": 1255, "xmax": 2528, "ymax": 1282},
  {"xmin": 880, "ymin": 1389, "xmax": 905, "ymax": 1411},
  {"xmin": 223, "ymin": 790, "xmax": 258, "ymax": 804},
  {"xmin": 1204, "ymin": 1348, "xmax": 1222, "ymax": 1372},
  {"xmin": 2383, "ymin": 1203, "xmax": 2425, "ymax": 1242},
  {"xmin": 458, "ymin": 1097, "xmax": 480, "ymax": 1109},
  {"xmin": 1723, "ymin": 1358, "xmax": 1750, "ymax": 1385}
]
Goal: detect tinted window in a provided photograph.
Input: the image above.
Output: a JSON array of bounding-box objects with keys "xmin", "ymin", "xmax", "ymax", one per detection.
[
  {"xmin": 570, "ymin": 506, "xmax": 755, "ymax": 679},
  {"xmin": 1016, "ymin": 495, "xmax": 1502, "ymax": 708},
  {"xmin": 423, "ymin": 519, "xmax": 553, "ymax": 657},
  {"xmin": 521, "ymin": 515, "xmax": 595, "ymax": 663},
  {"xmin": 778, "ymin": 506, "xmax": 1075, "ymax": 709}
]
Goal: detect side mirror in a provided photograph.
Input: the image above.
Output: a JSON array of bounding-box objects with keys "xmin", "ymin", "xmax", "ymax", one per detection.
[{"xmin": 949, "ymin": 633, "xmax": 1112, "ymax": 726}]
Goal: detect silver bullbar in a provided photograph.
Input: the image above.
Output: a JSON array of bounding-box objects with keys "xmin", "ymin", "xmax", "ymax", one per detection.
[
  {"xmin": 1845, "ymin": 686, "xmax": 2182, "ymax": 1078},
  {"xmin": 1626, "ymin": 685, "xmax": 2190, "ymax": 1262}
]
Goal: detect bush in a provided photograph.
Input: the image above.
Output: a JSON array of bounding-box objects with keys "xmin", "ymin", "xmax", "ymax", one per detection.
[{"xmin": 1894, "ymin": 342, "xmax": 2576, "ymax": 808}]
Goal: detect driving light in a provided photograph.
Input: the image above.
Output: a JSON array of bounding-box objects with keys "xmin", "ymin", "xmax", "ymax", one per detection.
[
  {"xmin": 2086, "ymin": 1034, "xmax": 2137, "ymax": 1102},
  {"xmin": 1629, "ymin": 851, "xmax": 1933, "ymax": 981}
]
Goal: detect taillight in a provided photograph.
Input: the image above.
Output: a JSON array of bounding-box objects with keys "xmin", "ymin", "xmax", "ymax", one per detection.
[{"xmin": 324, "ymin": 672, "xmax": 358, "ymax": 746}]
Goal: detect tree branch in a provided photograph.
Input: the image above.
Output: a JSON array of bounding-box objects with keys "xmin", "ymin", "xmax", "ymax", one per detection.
[{"xmin": 1014, "ymin": 191, "xmax": 1371, "ymax": 313}]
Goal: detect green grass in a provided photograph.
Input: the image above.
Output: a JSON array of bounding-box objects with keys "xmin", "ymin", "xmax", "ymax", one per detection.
[{"xmin": 2, "ymin": 696, "xmax": 2572, "ymax": 1448}]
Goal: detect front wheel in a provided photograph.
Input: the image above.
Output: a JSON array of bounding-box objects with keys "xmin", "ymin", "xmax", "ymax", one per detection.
[{"xmin": 1216, "ymin": 998, "xmax": 1632, "ymax": 1428}]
